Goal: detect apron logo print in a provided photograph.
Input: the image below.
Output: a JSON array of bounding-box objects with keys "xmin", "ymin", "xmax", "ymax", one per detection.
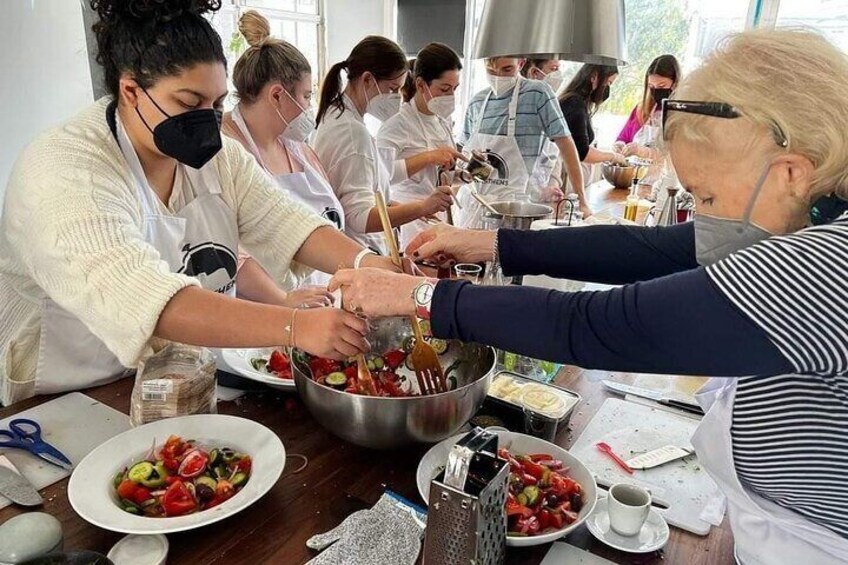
[
  {"xmin": 322, "ymin": 207, "xmax": 343, "ymax": 230},
  {"xmin": 178, "ymin": 242, "xmax": 238, "ymax": 295},
  {"xmin": 485, "ymin": 150, "xmax": 511, "ymax": 186}
]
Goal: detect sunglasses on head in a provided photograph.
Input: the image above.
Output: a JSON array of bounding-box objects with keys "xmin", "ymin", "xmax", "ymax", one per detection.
[{"xmin": 662, "ymin": 99, "xmax": 789, "ymax": 148}]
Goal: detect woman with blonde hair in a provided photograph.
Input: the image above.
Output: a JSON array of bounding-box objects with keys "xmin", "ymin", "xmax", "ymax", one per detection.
[
  {"xmin": 222, "ymin": 10, "xmax": 340, "ymax": 298},
  {"xmin": 331, "ymin": 29, "xmax": 848, "ymax": 563}
]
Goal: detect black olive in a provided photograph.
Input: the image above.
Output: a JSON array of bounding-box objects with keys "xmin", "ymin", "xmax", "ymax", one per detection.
[
  {"xmin": 545, "ymin": 494, "xmax": 559, "ymax": 507},
  {"xmin": 196, "ymin": 484, "xmax": 215, "ymax": 502},
  {"xmin": 570, "ymin": 493, "xmax": 583, "ymax": 512}
]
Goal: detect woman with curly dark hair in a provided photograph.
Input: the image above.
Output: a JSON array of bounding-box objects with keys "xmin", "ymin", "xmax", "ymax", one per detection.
[{"xmin": 0, "ymin": 0, "xmax": 401, "ymax": 404}]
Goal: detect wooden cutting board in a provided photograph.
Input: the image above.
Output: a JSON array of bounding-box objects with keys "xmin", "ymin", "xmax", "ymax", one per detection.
[
  {"xmin": 0, "ymin": 393, "xmax": 130, "ymax": 510},
  {"xmin": 570, "ymin": 398, "xmax": 725, "ymax": 536}
]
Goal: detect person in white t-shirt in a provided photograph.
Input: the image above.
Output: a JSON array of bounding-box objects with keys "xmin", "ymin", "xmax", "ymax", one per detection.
[
  {"xmin": 312, "ymin": 36, "xmax": 459, "ymax": 254},
  {"xmin": 377, "ymin": 42, "xmax": 466, "ymax": 247}
]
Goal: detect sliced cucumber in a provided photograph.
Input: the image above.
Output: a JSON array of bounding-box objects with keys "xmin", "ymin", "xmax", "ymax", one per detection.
[
  {"xmin": 127, "ymin": 461, "xmax": 154, "ymax": 484},
  {"xmin": 231, "ymin": 471, "xmax": 249, "ymax": 487},
  {"xmin": 139, "ymin": 462, "xmax": 168, "ymax": 488},
  {"xmin": 373, "ymin": 357, "xmax": 385, "ymax": 370},
  {"xmin": 250, "ymin": 358, "xmax": 268, "ymax": 372},
  {"xmin": 208, "ymin": 449, "xmax": 220, "ymax": 466},
  {"xmin": 196, "ymin": 476, "xmax": 217, "ymax": 490},
  {"xmin": 325, "ymin": 371, "xmax": 348, "ymax": 389},
  {"xmin": 428, "ymin": 339, "xmax": 449, "ymax": 355},
  {"xmin": 113, "ymin": 471, "xmax": 126, "ymax": 490}
]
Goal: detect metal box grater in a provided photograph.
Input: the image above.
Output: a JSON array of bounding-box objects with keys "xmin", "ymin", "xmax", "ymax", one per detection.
[{"xmin": 422, "ymin": 427, "xmax": 509, "ymax": 565}]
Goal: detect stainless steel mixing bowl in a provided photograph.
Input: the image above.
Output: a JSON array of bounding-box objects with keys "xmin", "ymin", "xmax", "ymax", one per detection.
[
  {"xmin": 292, "ymin": 317, "xmax": 497, "ymax": 449},
  {"xmin": 484, "ymin": 200, "xmax": 554, "ymax": 230},
  {"xmin": 601, "ymin": 162, "xmax": 636, "ymax": 189}
]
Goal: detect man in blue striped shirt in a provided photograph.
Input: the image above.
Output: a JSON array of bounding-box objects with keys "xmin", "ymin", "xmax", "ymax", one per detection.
[{"xmin": 460, "ymin": 57, "xmax": 588, "ymax": 217}]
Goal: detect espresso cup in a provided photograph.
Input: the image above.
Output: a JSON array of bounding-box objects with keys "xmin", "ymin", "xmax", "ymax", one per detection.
[{"xmin": 607, "ymin": 483, "xmax": 651, "ymax": 536}]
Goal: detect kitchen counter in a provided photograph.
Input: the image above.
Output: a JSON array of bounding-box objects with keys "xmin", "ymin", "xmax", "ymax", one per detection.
[{"xmin": 0, "ymin": 182, "xmax": 733, "ymax": 564}]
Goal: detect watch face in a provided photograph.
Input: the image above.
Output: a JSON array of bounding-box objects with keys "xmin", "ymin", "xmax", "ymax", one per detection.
[{"xmin": 415, "ymin": 283, "xmax": 434, "ymax": 305}]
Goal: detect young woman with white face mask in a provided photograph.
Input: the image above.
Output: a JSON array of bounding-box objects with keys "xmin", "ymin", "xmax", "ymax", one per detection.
[
  {"xmin": 377, "ymin": 42, "xmax": 465, "ymax": 247},
  {"xmin": 521, "ymin": 58, "xmax": 564, "ymax": 93},
  {"xmin": 221, "ymin": 11, "xmax": 343, "ymax": 296},
  {"xmin": 313, "ymin": 36, "xmax": 455, "ymax": 255}
]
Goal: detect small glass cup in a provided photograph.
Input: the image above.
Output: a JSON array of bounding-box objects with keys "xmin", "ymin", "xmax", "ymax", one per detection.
[{"xmin": 454, "ymin": 263, "xmax": 482, "ymax": 284}]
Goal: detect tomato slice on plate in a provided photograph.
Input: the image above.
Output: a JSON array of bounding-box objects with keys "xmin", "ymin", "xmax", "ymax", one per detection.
[
  {"xmin": 161, "ymin": 480, "xmax": 197, "ymax": 517},
  {"xmin": 269, "ymin": 350, "xmax": 290, "ymax": 373}
]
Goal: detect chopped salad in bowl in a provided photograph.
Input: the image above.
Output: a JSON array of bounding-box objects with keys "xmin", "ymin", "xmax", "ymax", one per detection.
[{"xmin": 112, "ymin": 435, "xmax": 252, "ymax": 518}]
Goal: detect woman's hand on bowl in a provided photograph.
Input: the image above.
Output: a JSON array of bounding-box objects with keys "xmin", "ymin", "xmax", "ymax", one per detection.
[
  {"xmin": 329, "ymin": 268, "xmax": 423, "ymax": 319},
  {"xmin": 406, "ymin": 224, "xmax": 496, "ymax": 265},
  {"xmin": 295, "ymin": 308, "xmax": 371, "ymax": 360}
]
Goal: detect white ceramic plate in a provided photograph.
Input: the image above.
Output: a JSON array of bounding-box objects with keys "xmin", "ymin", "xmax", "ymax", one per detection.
[
  {"xmin": 220, "ymin": 347, "xmax": 295, "ymax": 390},
  {"xmin": 416, "ymin": 430, "xmax": 597, "ymax": 547},
  {"xmin": 68, "ymin": 415, "xmax": 285, "ymax": 534},
  {"xmin": 585, "ymin": 497, "xmax": 669, "ymax": 553}
]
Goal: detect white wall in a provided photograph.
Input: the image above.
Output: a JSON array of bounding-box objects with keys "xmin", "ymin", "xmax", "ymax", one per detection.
[
  {"xmin": 325, "ymin": 0, "xmax": 392, "ymax": 65},
  {"xmin": 0, "ymin": 1, "xmax": 94, "ymax": 208}
]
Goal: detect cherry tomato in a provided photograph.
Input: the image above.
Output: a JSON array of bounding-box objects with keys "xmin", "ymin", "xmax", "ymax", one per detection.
[
  {"xmin": 383, "ymin": 350, "xmax": 406, "ymax": 370},
  {"xmin": 177, "ymin": 449, "xmax": 208, "ymax": 478},
  {"xmin": 309, "ymin": 357, "xmax": 340, "ymax": 378},
  {"xmin": 269, "ymin": 350, "xmax": 290, "ymax": 373},
  {"xmin": 236, "ymin": 456, "xmax": 252, "ymax": 474},
  {"xmin": 117, "ymin": 479, "xmax": 138, "ymax": 500},
  {"xmin": 130, "ymin": 485, "xmax": 152, "ymax": 506},
  {"xmin": 161, "ymin": 480, "xmax": 197, "ymax": 517},
  {"xmin": 161, "ymin": 435, "xmax": 187, "ymax": 460}
]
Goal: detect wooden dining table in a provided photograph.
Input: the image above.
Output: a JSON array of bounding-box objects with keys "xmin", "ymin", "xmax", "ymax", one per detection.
[{"xmin": 0, "ymin": 181, "xmax": 734, "ymax": 564}]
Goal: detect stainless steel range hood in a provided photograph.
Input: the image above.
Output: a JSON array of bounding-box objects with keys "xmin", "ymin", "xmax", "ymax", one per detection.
[{"xmin": 473, "ymin": 0, "xmax": 628, "ymax": 66}]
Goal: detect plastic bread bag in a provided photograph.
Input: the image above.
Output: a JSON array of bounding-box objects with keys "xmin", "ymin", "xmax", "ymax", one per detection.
[{"xmin": 130, "ymin": 343, "xmax": 217, "ymax": 427}]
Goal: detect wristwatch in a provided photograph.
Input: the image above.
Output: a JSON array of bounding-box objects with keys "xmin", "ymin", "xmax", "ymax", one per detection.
[{"xmin": 412, "ymin": 279, "xmax": 438, "ymax": 321}]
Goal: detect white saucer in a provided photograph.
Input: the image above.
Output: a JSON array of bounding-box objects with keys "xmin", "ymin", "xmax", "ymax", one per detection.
[{"xmin": 585, "ymin": 498, "xmax": 670, "ymax": 553}]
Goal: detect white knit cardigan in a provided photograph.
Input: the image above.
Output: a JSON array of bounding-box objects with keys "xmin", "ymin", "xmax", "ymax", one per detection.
[{"xmin": 0, "ymin": 98, "xmax": 328, "ymax": 404}]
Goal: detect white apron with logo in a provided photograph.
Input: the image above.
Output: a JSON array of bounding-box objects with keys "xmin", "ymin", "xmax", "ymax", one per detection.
[
  {"xmin": 457, "ymin": 81, "xmax": 530, "ymax": 229},
  {"xmin": 232, "ymin": 105, "xmax": 343, "ymax": 286},
  {"xmin": 33, "ymin": 113, "xmax": 239, "ymax": 395},
  {"xmin": 692, "ymin": 377, "xmax": 848, "ymax": 564},
  {"xmin": 458, "ymin": 79, "xmax": 561, "ymax": 228}
]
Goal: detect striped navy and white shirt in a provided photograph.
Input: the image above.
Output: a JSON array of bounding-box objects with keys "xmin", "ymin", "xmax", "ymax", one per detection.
[
  {"xmin": 430, "ymin": 217, "xmax": 848, "ymax": 540},
  {"xmin": 709, "ymin": 217, "xmax": 848, "ymax": 538}
]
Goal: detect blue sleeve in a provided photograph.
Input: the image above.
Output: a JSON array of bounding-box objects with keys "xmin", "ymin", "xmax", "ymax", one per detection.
[
  {"xmin": 499, "ymin": 222, "xmax": 698, "ymax": 285},
  {"xmin": 431, "ymin": 268, "xmax": 793, "ymax": 377},
  {"xmin": 534, "ymin": 82, "xmax": 568, "ymax": 140},
  {"xmin": 460, "ymin": 97, "xmax": 479, "ymax": 146}
]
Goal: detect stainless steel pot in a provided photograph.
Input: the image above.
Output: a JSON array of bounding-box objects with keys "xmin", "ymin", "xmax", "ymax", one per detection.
[
  {"xmin": 484, "ymin": 201, "xmax": 554, "ymax": 230},
  {"xmin": 293, "ymin": 317, "xmax": 497, "ymax": 449},
  {"xmin": 601, "ymin": 162, "xmax": 636, "ymax": 189}
]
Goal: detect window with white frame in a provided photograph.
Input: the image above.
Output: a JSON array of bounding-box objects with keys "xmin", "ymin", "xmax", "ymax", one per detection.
[{"xmin": 208, "ymin": 0, "xmax": 325, "ymax": 110}]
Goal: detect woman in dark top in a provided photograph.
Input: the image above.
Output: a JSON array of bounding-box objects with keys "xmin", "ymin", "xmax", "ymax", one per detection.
[
  {"xmin": 331, "ymin": 29, "xmax": 848, "ymax": 564},
  {"xmin": 558, "ymin": 64, "xmax": 625, "ymax": 171}
]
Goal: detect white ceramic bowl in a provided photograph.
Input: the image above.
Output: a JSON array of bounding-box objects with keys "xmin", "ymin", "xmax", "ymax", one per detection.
[
  {"xmin": 69, "ymin": 415, "xmax": 285, "ymax": 534},
  {"xmin": 219, "ymin": 347, "xmax": 295, "ymax": 390},
  {"xmin": 416, "ymin": 430, "xmax": 597, "ymax": 547}
]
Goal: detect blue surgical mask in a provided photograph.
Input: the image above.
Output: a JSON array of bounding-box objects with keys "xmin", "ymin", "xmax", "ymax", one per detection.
[{"xmin": 695, "ymin": 162, "xmax": 774, "ymax": 265}]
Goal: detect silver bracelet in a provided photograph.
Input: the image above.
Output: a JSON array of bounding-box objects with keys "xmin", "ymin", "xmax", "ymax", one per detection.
[
  {"xmin": 492, "ymin": 229, "xmax": 500, "ymax": 264},
  {"xmin": 353, "ymin": 248, "xmax": 377, "ymax": 269}
]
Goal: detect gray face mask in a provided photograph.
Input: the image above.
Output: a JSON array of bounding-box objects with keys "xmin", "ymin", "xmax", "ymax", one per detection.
[{"xmin": 695, "ymin": 162, "xmax": 774, "ymax": 266}]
